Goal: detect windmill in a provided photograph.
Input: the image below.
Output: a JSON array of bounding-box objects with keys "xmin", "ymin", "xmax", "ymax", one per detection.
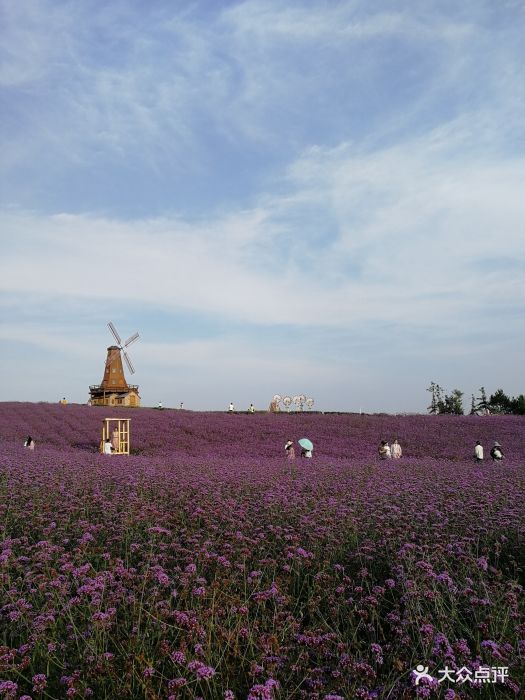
[
  {"xmin": 89, "ymin": 322, "xmax": 141, "ymax": 407},
  {"xmin": 107, "ymin": 321, "xmax": 139, "ymax": 377}
]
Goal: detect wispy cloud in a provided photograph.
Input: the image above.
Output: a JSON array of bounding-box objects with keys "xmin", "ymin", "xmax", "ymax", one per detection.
[
  {"xmin": 2, "ymin": 121, "xmax": 524, "ymax": 332},
  {"xmin": 3, "ymin": 0, "xmax": 521, "ymax": 196}
]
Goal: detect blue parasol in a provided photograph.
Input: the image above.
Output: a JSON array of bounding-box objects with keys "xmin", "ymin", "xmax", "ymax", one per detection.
[{"xmin": 298, "ymin": 438, "xmax": 313, "ymax": 451}]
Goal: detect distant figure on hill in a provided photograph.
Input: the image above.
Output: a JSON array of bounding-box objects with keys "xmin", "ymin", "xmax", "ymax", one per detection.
[
  {"xmin": 111, "ymin": 427, "xmax": 119, "ymax": 452},
  {"xmin": 248, "ymin": 403, "xmax": 255, "ymax": 413},
  {"xmin": 490, "ymin": 442, "xmax": 504, "ymax": 461},
  {"xmin": 228, "ymin": 402, "xmax": 234, "ymax": 413},
  {"xmin": 474, "ymin": 441, "xmax": 484, "ymax": 462},
  {"xmin": 59, "ymin": 397, "xmax": 67, "ymax": 405},
  {"xmin": 391, "ymin": 438, "xmax": 402, "ymax": 459},
  {"xmin": 180, "ymin": 402, "xmax": 184, "ymax": 410},
  {"xmin": 378, "ymin": 440, "xmax": 391, "ymax": 459},
  {"xmin": 285, "ymin": 440, "xmax": 295, "ymax": 461},
  {"xmin": 24, "ymin": 435, "xmax": 35, "ymax": 450},
  {"xmin": 103, "ymin": 438, "xmax": 113, "ymax": 455}
]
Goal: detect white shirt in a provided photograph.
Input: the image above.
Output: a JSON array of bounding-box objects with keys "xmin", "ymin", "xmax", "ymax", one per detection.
[
  {"xmin": 475, "ymin": 444, "xmax": 483, "ymax": 459},
  {"xmin": 104, "ymin": 441, "xmax": 112, "ymax": 454}
]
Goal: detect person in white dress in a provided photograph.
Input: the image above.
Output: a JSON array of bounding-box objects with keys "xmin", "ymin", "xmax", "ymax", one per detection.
[{"xmin": 391, "ymin": 438, "xmax": 402, "ymax": 459}]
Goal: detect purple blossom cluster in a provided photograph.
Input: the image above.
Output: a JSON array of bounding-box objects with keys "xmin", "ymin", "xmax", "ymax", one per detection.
[{"xmin": 0, "ymin": 402, "xmax": 524, "ymax": 698}]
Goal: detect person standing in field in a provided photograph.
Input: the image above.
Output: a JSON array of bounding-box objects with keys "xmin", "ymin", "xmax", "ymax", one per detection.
[
  {"xmin": 378, "ymin": 440, "xmax": 391, "ymax": 459},
  {"xmin": 391, "ymin": 438, "xmax": 402, "ymax": 459},
  {"xmin": 285, "ymin": 440, "xmax": 295, "ymax": 461},
  {"xmin": 111, "ymin": 427, "xmax": 119, "ymax": 453},
  {"xmin": 474, "ymin": 441, "xmax": 484, "ymax": 462},
  {"xmin": 490, "ymin": 442, "xmax": 504, "ymax": 461},
  {"xmin": 24, "ymin": 435, "xmax": 35, "ymax": 450},
  {"xmin": 228, "ymin": 402, "xmax": 234, "ymax": 413}
]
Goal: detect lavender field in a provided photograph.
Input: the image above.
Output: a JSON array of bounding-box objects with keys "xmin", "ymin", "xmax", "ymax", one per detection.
[{"xmin": 0, "ymin": 403, "xmax": 524, "ymax": 699}]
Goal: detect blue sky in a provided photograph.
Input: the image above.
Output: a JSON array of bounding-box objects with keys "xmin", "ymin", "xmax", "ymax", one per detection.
[{"xmin": 1, "ymin": 0, "xmax": 524, "ymax": 411}]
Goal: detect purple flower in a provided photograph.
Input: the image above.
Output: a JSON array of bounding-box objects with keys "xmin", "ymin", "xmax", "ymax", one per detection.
[
  {"xmin": 32, "ymin": 674, "xmax": 47, "ymax": 693},
  {"xmin": 170, "ymin": 650, "xmax": 186, "ymax": 664},
  {"xmin": 370, "ymin": 643, "xmax": 384, "ymax": 665},
  {"xmin": 481, "ymin": 639, "xmax": 502, "ymax": 658},
  {"xmin": 0, "ymin": 681, "xmax": 18, "ymax": 697},
  {"xmin": 247, "ymin": 678, "xmax": 279, "ymax": 700},
  {"xmin": 187, "ymin": 660, "xmax": 216, "ymax": 680}
]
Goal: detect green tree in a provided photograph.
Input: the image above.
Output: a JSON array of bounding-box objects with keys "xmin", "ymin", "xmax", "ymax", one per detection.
[
  {"xmin": 510, "ymin": 394, "xmax": 525, "ymax": 415},
  {"xmin": 427, "ymin": 383, "xmax": 463, "ymax": 414},
  {"xmin": 445, "ymin": 389, "xmax": 464, "ymax": 415},
  {"xmin": 476, "ymin": 386, "xmax": 489, "ymax": 413},
  {"xmin": 427, "ymin": 382, "xmax": 438, "ymax": 414},
  {"xmin": 489, "ymin": 388, "xmax": 511, "ymax": 414}
]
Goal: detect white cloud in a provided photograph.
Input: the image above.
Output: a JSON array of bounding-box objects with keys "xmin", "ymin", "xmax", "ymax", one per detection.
[
  {"xmin": 2, "ymin": 122, "xmax": 524, "ymax": 336},
  {"xmin": 2, "ymin": 0, "xmax": 524, "ymax": 180}
]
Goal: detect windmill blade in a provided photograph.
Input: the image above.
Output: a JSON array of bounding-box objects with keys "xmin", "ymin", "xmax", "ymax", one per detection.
[
  {"xmin": 108, "ymin": 321, "xmax": 122, "ymax": 346},
  {"xmin": 123, "ymin": 351, "xmax": 135, "ymax": 375},
  {"xmin": 124, "ymin": 331, "xmax": 140, "ymax": 348}
]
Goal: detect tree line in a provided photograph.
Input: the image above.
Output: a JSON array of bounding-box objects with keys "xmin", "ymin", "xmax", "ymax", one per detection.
[{"xmin": 426, "ymin": 383, "xmax": 525, "ymax": 415}]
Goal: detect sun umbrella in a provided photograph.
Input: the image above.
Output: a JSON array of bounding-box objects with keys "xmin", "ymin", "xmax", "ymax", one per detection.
[{"xmin": 298, "ymin": 438, "xmax": 313, "ymax": 451}]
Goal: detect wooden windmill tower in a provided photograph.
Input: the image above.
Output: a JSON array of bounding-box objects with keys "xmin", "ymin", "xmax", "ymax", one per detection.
[{"xmin": 89, "ymin": 322, "xmax": 141, "ymax": 407}]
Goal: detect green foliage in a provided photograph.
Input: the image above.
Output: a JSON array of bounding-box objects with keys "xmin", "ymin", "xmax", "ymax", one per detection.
[
  {"xmin": 511, "ymin": 394, "xmax": 525, "ymax": 415},
  {"xmin": 426, "ymin": 383, "xmax": 464, "ymax": 414},
  {"xmin": 476, "ymin": 386, "xmax": 489, "ymax": 413},
  {"xmin": 489, "ymin": 388, "xmax": 512, "ymax": 414},
  {"xmin": 428, "ymin": 384, "xmax": 525, "ymax": 415}
]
